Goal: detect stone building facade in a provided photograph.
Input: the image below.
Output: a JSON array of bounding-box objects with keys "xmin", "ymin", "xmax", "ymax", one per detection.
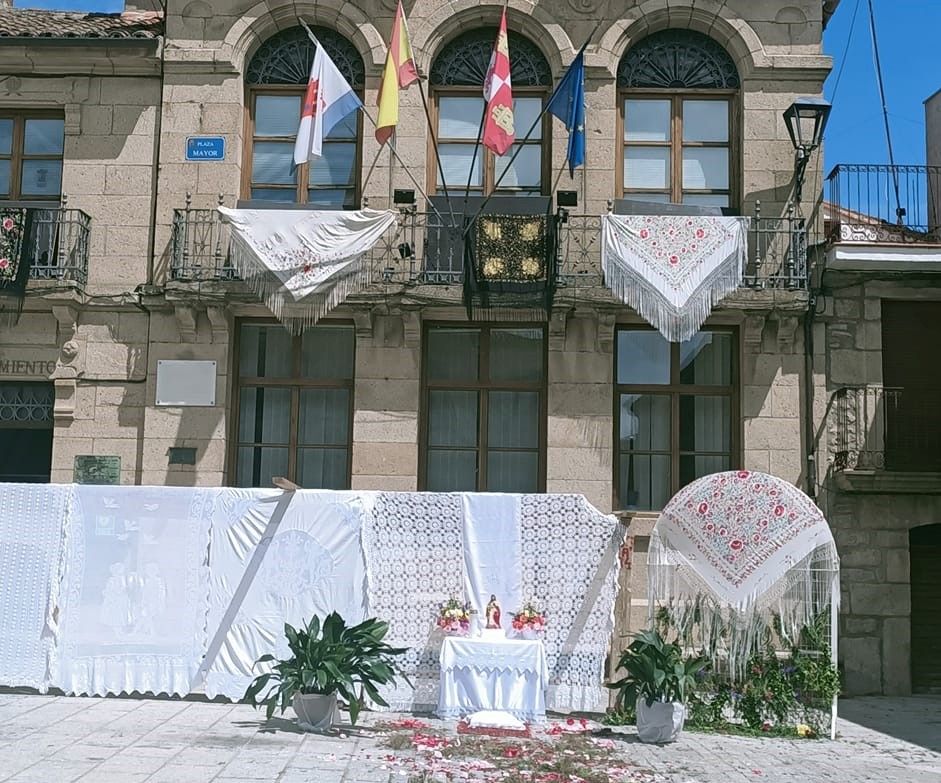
[{"xmin": 10, "ymin": 1, "xmax": 937, "ymax": 697}]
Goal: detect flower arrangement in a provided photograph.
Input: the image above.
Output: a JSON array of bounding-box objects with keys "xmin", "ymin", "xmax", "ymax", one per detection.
[
  {"xmin": 510, "ymin": 601, "xmax": 546, "ymax": 638},
  {"xmin": 436, "ymin": 598, "xmax": 471, "ymax": 635}
]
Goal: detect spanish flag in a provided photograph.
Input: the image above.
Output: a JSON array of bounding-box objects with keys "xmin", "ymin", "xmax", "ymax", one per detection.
[{"xmin": 375, "ymin": 0, "xmax": 419, "ymax": 145}]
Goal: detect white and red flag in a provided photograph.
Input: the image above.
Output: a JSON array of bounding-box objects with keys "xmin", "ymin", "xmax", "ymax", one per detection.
[
  {"xmin": 482, "ymin": 9, "xmax": 515, "ymax": 156},
  {"xmin": 294, "ymin": 41, "xmax": 363, "ymax": 164}
]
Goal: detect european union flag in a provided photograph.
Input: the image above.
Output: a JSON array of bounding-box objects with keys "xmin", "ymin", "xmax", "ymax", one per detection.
[{"xmin": 546, "ymin": 49, "xmax": 586, "ymax": 176}]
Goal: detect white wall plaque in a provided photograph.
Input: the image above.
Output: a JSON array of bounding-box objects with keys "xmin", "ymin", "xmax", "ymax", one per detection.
[{"xmin": 155, "ymin": 360, "xmax": 217, "ymax": 406}]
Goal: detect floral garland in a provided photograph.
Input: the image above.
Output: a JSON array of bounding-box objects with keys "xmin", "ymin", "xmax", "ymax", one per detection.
[
  {"xmin": 0, "ymin": 211, "xmax": 26, "ymax": 284},
  {"xmin": 436, "ymin": 597, "xmax": 471, "ymax": 636}
]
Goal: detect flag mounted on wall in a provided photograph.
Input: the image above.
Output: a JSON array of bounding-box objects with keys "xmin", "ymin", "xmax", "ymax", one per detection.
[
  {"xmin": 481, "ymin": 8, "xmax": 514, "ymax": 156},
  {"xmin": 375, "ymin": 0, "xmax": 419, "ymax": 145},
  {"xmin": 547, "ymin": 48, "xmax": 586, "ymax": 176},
  {"xmin": 294, "ymin": 38, "xmax": 363, "ymax": 164}
]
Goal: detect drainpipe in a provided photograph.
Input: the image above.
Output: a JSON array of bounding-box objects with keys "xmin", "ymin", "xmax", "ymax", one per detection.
[
  {"xmin": 804, "ymin": 289, "xmax": 817, "ymax": 502},
  {"xmin": 144, "ymin": 7, "xmax": 167, "ymax": 288}
]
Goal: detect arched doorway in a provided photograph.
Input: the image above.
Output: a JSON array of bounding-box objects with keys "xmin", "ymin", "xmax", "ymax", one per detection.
[{"xmin": 911, "ymin": 523, "xmax": 941, "ymax": 692}]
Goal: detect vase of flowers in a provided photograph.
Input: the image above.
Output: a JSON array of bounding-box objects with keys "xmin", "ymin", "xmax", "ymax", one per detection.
[
  {"xmin": 436, "ymin": 598, "xmax": 471, "ymax": 636},
  {"xmin": 511, "ymin": 601, "xmax": 546, "ymax": 639}
]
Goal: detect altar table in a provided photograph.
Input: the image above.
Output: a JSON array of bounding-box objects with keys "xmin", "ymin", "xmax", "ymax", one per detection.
[{"xmin": 437, "ymin": 635, "xmax": 548, "ymax": 723}]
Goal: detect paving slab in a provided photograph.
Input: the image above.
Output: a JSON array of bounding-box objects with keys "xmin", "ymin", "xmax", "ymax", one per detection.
[{"xmin": 0, "ymin": 694, "xmax": 938, "ymax": 782}]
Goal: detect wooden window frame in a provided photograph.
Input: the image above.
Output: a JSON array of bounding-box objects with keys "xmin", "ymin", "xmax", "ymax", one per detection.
[
  {"xmin": 229, "ymin": 318, "xmax": 356, "ymax": 488},
  {"xmin": 0, "ymin": 110, "xmax": 64, "ymax": 202},
  {"xmin": 612, "ymin": 325, "xmax": 740, "ymax": 511},
  {"xmin": 427, "ymin": 87, "xmax": 552, "ymax": 197},
  {"xmin": 419, "ymin": 322, "xmax": 548, "ymax": 492},
  {"xmin": 616, "ymin": 91, "xmax": 739, "ymax": 209},
  {"xmin": 241, "ymin": 85, "xmax": 364, "ymax": 207}
]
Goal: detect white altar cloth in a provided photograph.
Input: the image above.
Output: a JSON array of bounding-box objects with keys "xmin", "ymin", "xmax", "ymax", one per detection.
[{"xmin": 437, "ymin": 635, "xmax": 548, "ymax": 723}]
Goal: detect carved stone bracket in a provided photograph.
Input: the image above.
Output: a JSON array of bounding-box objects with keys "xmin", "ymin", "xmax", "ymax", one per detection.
[
  {"xmin": 597, "ymin": 312, "xmax": 616, "ymax": 354},
  {"xmin": 64, "ymin": 103, "xmax": 81, "ymax": 136},
  {"xmin": 402, "ymin": 310, "xmax": 421, "ymax": 349},
  {"xmin": 174, "ymin": 304, "xmax": 198, "ymax": 343},
  {"xmin": 52, "ymin": 379, "xmax": 77, "ymax": 423},
  {"xmin": 206, "ymin": 306, "xmax": 228, "ymax": 344},
  {"xmin": 743, "ymin": 314, "xmax": 766, "ymax": 353},
  {"xmin": 50, "ymin": 304, "xmax": 82, "ymax": 422},
  {"xmin": 548, "ymin": 309, "xmax": 568, "ymax": 352},
  {"xmin": 776, "ymin": 315, "xmax": 800, "ymax": 354},
  {"xmin": 352, "ymin": 309, "xmax": 375, "ymax": 341}
]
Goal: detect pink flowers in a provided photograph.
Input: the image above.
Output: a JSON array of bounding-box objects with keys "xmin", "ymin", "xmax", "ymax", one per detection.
[
  {"xmin": 737, "ymin": 470, "xmax": 750, "ymax": 479},
  {"xmin": 1, "ymin": 217, "xmax": 14, "ymax": 231},
  {"xmin": 695, "ymin": 228, "xmax": 706, "ymax": 238},
  {"xmin": 729, "ymin": 538, "xmax": 743, "ymax": 551},
  {"xmin": 669, "ymin": 254, "xmax": 679, "ymax": 265},
  {"xmin": 0, "ymin": 258, "xmax": 8, "ymax": 270},
  {"xmin": 697, "ymin": 501, "xmax": 709, "ymax": 514},
  {"xmin": 773, "ymin": 505, "xmax": 785, "ymax": 517},
  {"xmin": 639, "ymin": 228, "xmax": 649, "ymax": 239}
]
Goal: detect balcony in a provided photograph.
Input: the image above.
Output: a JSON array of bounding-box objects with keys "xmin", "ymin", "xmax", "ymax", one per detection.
[
  {"xmin": 831, "ymin": 385, "xmax": 941, "ymax": 490},
  {"xmin": 825, "ymin": 164, "xmax": 941, "ymax": 245},
  {"xmin": 170, "ymin": 201, "xmax": 809, "ymax": 299},
  {"xmin": 1, "ymin": 202, "xmax": 91, "ymax": 288}
]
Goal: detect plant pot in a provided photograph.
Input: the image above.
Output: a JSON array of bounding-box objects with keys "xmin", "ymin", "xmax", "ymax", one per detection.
[
  {"xmin": 292, "ymin": 692, "xmax": 338, "ymax": 733},
  {"xmin": 636, "ymin": 699, "xmax": 686, "ymax": 743}
]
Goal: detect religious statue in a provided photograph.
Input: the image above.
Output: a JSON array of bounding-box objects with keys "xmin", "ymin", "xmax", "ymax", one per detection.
[{"xmin": 485, "ymin": 594, "xmax": 501, "ymax": 629}]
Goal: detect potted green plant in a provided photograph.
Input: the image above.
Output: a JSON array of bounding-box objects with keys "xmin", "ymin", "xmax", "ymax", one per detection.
[
  {"xmin": 244, "ymin": 612, "xmax": 410, "ymax": 732},
  {"xmin": 606, "ymin": 628, "xmax": 707, "ymax": 743}
]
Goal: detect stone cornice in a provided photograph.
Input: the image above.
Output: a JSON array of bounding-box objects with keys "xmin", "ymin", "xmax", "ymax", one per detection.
[
  {"xmin": 835, "ymin": 470, "xmax": 941, "ymax": 495},
  {"xmin": 0, "ymin": 41, "xmax": 161, "ymax": 76}
]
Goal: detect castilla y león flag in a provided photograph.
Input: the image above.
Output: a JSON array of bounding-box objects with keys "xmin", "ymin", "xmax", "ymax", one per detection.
[
  {"xmin": 293, "ymin": 41, "xmax": 362, "ymax": 164},
  {"xmin": 375, "ymin": 0, "xmax": 419, "ymax": 145},
  {"xmin": 482, "ymin": 9, "xmax": 514, "ymax": 156}
]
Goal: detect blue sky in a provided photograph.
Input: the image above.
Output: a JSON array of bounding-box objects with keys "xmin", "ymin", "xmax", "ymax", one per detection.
[
  {"xmin": 12, "ymin": 0, "xmax": 941, "ymax": 169},
  {"xmin": 823, "ymin": 0, "xmax": 939, "ymax": 170}
]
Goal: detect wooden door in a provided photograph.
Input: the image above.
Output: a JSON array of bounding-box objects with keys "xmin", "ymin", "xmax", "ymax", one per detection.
[{"xmin": 911, "ymin": 523, "xmax": 941, "ymax": 693}]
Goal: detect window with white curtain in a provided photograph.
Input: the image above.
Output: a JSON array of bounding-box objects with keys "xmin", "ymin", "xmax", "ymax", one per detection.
[
  {"xmin": 233, "ymin": 322, "xmax": 354, "ymax": 488},
  {"xmin": 617, "ymin": 29, "xmax": 739, "ymax": 208},
  {"xmin": 244, "ymin": 26, "xmax": 364, "ymax": 208},
  {"xmin": 428, "ymin": 28, "xmax": 552, "ymax": 196},
  {"xmin": 615, "ymin": 328, "xmax": 737, "ymax": 510},
  {"xmin": 421, "ymin": 325, "xmax": 546, "ymax": 492}
]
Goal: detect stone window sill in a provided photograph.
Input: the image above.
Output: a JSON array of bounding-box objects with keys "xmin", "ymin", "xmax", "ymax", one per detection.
[{"xmin": 835, "ymin": 470, "xmax": 941, "ymax": 494}]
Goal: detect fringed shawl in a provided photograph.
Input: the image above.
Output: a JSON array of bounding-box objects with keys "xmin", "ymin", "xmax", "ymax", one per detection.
[
  {"xmin": 601, "ymin": 214, "xmax": 748, "ymax": 342},
  {"xmin": 218, "ymin": 207, "xmax": 398, "ymax": 333},
  {"xmin": 647, "ymin": 470, "xmax": 839, "ymax": 681}
]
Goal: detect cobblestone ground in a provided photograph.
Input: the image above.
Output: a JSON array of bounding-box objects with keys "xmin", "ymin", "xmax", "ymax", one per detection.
[{"xmin": 0, "ymin": 694, "xmax": 938, "ymax": 783}]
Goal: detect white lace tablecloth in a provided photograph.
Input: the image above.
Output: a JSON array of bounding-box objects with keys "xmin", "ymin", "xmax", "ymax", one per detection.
[{"xmin": 437, "ymin": 635, "xmax": 548, "ymax": 723}]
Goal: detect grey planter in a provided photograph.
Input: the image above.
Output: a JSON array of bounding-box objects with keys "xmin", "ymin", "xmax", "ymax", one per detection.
[
  {"xmin": 292, "ymin": 692, "xmax": 338, "ymax": 733},
  {"xmin": 636, "ymin": 698, "xmax": 686, "ymax": 743}
]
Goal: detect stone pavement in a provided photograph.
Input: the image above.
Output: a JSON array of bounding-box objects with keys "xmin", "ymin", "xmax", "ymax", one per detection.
[{"xmin": 0, "ymin": 693, "xmax": 939, "ymax": 783}]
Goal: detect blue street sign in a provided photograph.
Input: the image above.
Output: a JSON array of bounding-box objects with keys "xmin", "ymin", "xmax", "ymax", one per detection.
[{"xmin": 186, "ymin": 136, "xmax": 226, "ymax": 161}]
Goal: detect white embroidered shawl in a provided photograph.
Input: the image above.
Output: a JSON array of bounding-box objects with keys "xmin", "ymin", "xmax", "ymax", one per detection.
[
  {"xmin": 601, "ymin": 214, "xmax": 748, "ymax": 342},
  {"xmin": 219, "ymin": 207, "xmax": 398, "ymax": 333},
  {"xmin": 648, "ymin": 471, "xmax": 839, "ymax": 680}
]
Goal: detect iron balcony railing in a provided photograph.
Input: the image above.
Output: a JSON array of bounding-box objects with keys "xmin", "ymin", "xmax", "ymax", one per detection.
[
  {"xmin": 171, "ymin": 201, "xmax": 809, "ymax": 292},
  {"xmin": 0, "ymin": 200, "xmax": 91, "ymax": 287},
  {"xmin": 825, "ymin": 164, "xmax": 941, "ymax": 244},
  {"xmin": 832, "ymin": 385, "xmax": 941, "ymax": 472}
]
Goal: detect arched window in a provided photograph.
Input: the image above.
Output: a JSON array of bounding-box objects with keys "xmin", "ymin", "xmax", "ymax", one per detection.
[
  {"xmin": 244, "ymin": 26, "xmax": 364, "ymax": 208},
  {"xmin": 617, "ymin": 30, "xmax": 739, "ymax": 208},
  {"xmin": 429, "ymin": 28, "xmax": 552, "ymax": 196}
]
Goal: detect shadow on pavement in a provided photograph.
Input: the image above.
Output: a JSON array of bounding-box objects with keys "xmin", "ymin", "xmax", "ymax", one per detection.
[{"xmin": 839, "ymin": 696, "xmax": 941, "ymax": 753}]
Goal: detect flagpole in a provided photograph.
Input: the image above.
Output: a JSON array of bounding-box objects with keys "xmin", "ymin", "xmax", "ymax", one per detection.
[
  {"xmin": 299, "ymin": 18, "xmax": 446, "ymax": 224},
  {"xmin": 361, "ymin": 108, "xmax": 447, "ymax": 223},
  {"xmin": 417, "ymin": 77, "xmax": 458, "ymax": 227},
  {"xmin": 464, "ymin": 20, "xmax": 603, "ymax": 233}
]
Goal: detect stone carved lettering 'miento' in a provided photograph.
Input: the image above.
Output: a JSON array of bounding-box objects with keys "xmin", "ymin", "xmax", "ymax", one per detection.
[{"xmin": 0, "ymin": 359, "xmax": 57, "ymax": 377}]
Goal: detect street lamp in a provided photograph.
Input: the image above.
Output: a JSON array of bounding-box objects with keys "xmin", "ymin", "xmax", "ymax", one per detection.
[{"xmin": 782, "ymin": 97, "xmax": 831, "ymax": 202}]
